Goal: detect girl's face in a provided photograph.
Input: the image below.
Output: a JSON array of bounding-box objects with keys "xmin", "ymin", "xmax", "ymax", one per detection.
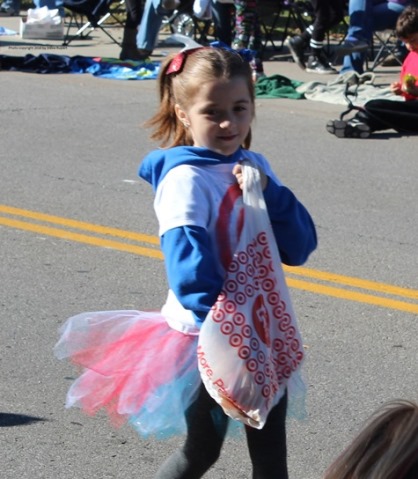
[
  {"xmin": 175, "ymin": 77, "xmax": 254, "ymax": 156},
  {"xmin": 402, "ymin": 32, "xmax": 418, "ymax": 52}
]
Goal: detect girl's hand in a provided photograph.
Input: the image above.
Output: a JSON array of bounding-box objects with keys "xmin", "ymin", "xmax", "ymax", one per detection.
[
  {"xmin": 232, "ymin": 164, "xmax": 268, "ymax": 191},
  {"xmin": 390, "ymin": 81, "xmax": 402, "ymax": 95}
]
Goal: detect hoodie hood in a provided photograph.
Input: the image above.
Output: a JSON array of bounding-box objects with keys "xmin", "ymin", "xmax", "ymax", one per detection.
[{"xmin": 139, "ymin": 146, "xmax": 243, "ymax": 191}]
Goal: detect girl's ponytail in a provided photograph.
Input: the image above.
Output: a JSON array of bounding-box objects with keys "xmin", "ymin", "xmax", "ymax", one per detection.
[{"xmin": 145, "ymin": 54, "xmax": 191, "ymax": 148}]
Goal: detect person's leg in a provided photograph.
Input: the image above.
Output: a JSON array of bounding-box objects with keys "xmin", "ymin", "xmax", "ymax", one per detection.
[
  {"xmin": 325, "ymin": 0, "xmax": 345, "ymax": 32},
  {"xmin": 232, "ymin": 0, "xmax": 264, "ymax": 78},
  {"xmin": 155, "ymin": 384, "xmax": 228, "ymax": 479},
  {"xmin": 326, "ymin": 99, "xmax": 418, "ymax": 138},
  {"xmin": 285, "ymin": 24, "xmax": 313, "ymax": 70},
  {"xmin": 346, "ymin": 0, "xmax": 369, "ymax": 40},
  {"xmin": 136, "ymin": 0, "xmax": 165, "ymax": 53},
  {"xmin": 233, "ymin": 0, "xmax": 254, "ymax": 48},
  {"xmin": 306, "ymin": 0, "xmax": 339, "ymax": 73},
  {"xmin": 245, "ymin": 392, "xmax": 288, "ymax": 479},
  {"xmin": 339, "ymin": 0, "xmax": 372, "ymax": 74},
  {"xmin": 211, "ymin": 0, "xmax": 234, "ymax": 45},
  {"xmin": 359, "ymin": 99, "xmax": 418, "ymax": 133},
  {"xmin": 125, "ymin": 0, "xmax": 144, "ymax": 28},
  {"xmin": 120, "ymin": 0, "xmax": 147, "ymax": 60},
  {"xmin": 310, "ymin": 0, "xmax": 345, "ymax": 46},
  {"xmin": 372, "ymin": 1, "xmax": 404, "ymax": 31}
]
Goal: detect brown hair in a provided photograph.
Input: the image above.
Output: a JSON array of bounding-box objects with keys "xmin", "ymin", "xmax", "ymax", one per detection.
[
  {"xmin": 145, "ymin": 47, "xmax": 255, "ymax": 149},
  {"xmin": 323, "ymin": 400, "xmax": 418, "ymax": 479},
  {"xmin": 396, "ymin": 5, "xmax": 418, "ymax": 39}
]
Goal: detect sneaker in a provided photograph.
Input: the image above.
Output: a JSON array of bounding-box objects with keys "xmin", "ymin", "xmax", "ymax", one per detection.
[
  {"xmin": 285, "ymin": 35, "xmax": 308, "ymax": 70},
  {"xmin": 306, "ymin": 54, "xmax": 337, "ymax": 74},
  {"xmin": 326, "ymin": 119, "xmax": 370, "ymax": 138},
  {"xmin": 338, "ymin": 39, "xmax": 369, "ymax": 55}
]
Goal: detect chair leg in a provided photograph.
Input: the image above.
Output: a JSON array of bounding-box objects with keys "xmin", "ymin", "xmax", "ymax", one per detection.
[{"xmin": 368, "ymin": 30, "xmax": 399, "ymax": 71}]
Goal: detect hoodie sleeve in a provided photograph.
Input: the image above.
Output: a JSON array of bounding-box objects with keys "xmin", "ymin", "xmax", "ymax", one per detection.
[
  {"xmin": 161, "ymin": 225, "xmax": 224, "ymax": 324},
  {"xmin": 263, "ymin": 178, "xmax": 317, "ymax": 266}
]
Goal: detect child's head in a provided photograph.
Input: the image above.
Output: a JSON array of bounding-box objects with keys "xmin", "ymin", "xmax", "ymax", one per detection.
[
  {"xmin": 146, "ymin": 47, "xmax": 255, "ymax": 154},
  {"xmin": 396, "ymin": 5, "xmax": 418, "ymax": 52},
  {"xmin": 323, "ymin": 400, "xmax": 418, "ymax": 479}
]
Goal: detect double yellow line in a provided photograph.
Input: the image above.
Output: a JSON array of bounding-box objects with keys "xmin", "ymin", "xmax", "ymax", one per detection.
[{"xmin": 1, "ymin": 204, "xmax": 418, "ymax": 315}]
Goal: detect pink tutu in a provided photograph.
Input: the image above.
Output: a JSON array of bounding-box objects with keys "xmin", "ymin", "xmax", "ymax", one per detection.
[{"xmin": 54, "ymin": 310, "xmax": 201, "ymax": 438}]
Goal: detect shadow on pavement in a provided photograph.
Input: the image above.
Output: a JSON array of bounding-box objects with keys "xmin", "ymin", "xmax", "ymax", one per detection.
[{"xmin": 0, "ymin": 412, "xmax": 47, "ymax": 427}]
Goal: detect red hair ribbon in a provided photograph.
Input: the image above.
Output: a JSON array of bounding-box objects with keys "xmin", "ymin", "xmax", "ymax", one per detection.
[{"xmin": 166, "ymin": 47, "xmax": 203, "ymax": 75}]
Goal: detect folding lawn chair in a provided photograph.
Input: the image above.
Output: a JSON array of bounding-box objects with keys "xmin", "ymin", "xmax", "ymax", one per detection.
[
  {"xmin": 260, "ymin": 0, "xmax": 314, "ymax": 52},
  {"xmin": 62, "ymin": 0, "xmax": 126, "ymax": 46},
  {"xmin": 367, "ymin": 28, "xmax": 403, "ymax": 71}
]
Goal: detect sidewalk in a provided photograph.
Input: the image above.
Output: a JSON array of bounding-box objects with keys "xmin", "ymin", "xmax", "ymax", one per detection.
[{"xmin": 0, "ymin": 10, "xmax": 402, "ymax": 86}]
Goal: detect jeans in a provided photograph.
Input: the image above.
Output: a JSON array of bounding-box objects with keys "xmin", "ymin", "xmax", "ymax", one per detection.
[
  {"xmin": 136, "ymin": 0, "xmax": 167, "ymax": 51},
  {"xmin": 341, "ymin": 0, "xmax": 406, "ymax": 73}
]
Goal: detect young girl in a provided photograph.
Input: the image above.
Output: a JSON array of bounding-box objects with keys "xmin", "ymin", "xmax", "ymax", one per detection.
[{"xmin": 55, "ymin": 46, "xmax": 317, "ymax": 478}]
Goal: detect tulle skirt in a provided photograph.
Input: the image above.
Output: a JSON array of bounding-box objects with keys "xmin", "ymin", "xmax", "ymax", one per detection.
[{"xmin": 54, "ymin": 310, "xmax": 202, "ymax": 439}]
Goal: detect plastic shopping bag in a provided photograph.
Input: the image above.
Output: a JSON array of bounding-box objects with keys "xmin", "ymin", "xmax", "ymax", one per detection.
[{"xmin": 197, "ymin": 160, "xmax": 304, "ymax": 429}]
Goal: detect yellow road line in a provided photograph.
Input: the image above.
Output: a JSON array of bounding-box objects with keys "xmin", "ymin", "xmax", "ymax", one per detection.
[
  {"xmin": 1, "ymin": 205, "xmax": 418, "ymax": 315},
  {"xmin": 0, "ymin": 217, "xmax": 163, "ymax": 260},
  {"xmin": 284, "ymin": 265, "xmax": 418, "ymax": 301},
  {"xmin": 0, "ymin": 204, "xmax": 159, "ymax": 245},
  {"xmin": 287, "ymin": 278, "xmax": 418, "ymax": 315}
]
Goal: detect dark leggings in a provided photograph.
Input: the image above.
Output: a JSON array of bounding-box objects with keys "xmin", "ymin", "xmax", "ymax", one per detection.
[
  {"xmin": 155, "ymin": 384, "xmax": 288, "ymax": 479},
  {"xmin": 356, "ymin": 98, "xmax": 418, "ymax": 133},
  {"xmin": 310, "ymin": 0, "xmax": 345, "ymax": 42}
]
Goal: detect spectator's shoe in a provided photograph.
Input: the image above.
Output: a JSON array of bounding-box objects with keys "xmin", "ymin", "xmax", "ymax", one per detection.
[
  {"xmin": 338, "ymin": 38, "xmax": 369, "ymax": 55},
  {"xmin": 306, "ymin": 54, "xmax": 337, "ymax": 74},
  {"xmin": 285, "ymin": 35, "xmax": 308, "ymax": 70},
  {"xmin": 326, "ymin": 119, "xmax": 370, "ymax": 138}
]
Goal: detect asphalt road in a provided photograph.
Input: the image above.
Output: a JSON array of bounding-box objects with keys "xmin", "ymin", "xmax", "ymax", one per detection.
[{"xmin": 1, "ymin": 19, "xmax": 417, "ymax": 479}]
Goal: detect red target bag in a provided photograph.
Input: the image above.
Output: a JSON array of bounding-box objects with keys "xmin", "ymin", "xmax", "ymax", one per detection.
[{"xmin": 197, "ymin": 161, "xmax": 305, "ymax": 429}]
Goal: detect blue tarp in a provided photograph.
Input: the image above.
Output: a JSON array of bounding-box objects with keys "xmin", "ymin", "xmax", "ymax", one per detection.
[{"xmin": 0, "ymin": 54, "xmax": 160, "ymax": 79}]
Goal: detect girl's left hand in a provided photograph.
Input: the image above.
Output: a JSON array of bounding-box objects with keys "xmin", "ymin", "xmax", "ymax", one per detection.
[{"xmin": 232, "ymin": 164, "xmax": 268, "ymax": 190}]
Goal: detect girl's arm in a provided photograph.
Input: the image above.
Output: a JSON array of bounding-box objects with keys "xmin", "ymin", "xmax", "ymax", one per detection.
[
  {"xmin": 232, "ymin": 164, "xmax": 317, "ymax": 266},
  {"xmin": 161, "ymin": 225, "xmax": 223, "ymax": 323},
  {"xmin": 263, "ymin": 179, "xmax": 317, "ymax": 266}
]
